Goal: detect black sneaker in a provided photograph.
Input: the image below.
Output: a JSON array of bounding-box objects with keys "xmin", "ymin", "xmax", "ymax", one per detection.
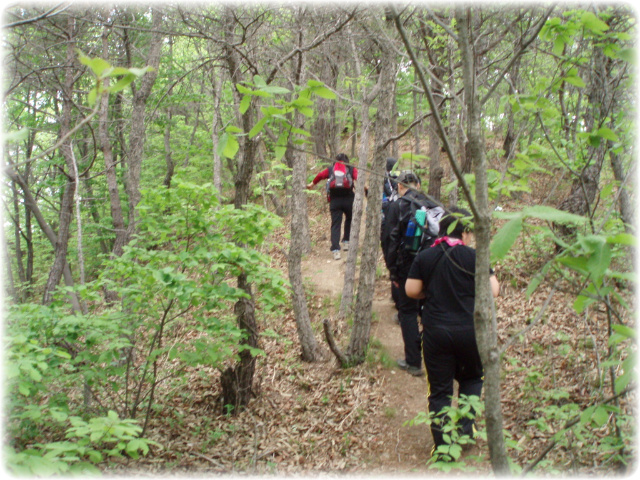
[{"xmin": 397, "ymin": 359, "xmax": 424, "ymax": 377}]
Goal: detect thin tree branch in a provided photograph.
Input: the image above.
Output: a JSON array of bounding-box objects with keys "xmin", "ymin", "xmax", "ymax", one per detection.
[
  {"xmin": 481, "ymin": 6, "xmax": 555, "ymax": 106},
  {"xmin": 5, "ymin": 100, "xmax": 101, "ymax": 172},
  {"xmin": 391, "ymin": 5, "xmax": 480, "ymax": 219},
  {"xmin": 4, "ymin": 3, "xmax": 71, "ymax": 29},
  {"xmin": 266, "ymin": 9, "xmax": 358, "ymax": 84},
  {"xmin": 322, "ymin": 319, "xmax": 349, "ymax": 367}
]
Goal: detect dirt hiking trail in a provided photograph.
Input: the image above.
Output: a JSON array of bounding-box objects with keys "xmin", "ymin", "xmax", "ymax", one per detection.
[{"xmin": 302, "ymin": 221, "xmax": 432, "ymax": 472}]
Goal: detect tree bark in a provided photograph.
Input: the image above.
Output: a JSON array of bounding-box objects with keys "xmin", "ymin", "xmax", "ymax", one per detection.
[
  {"xmin": 457, "ymin": 7, "xmax": 510, "ymax": 474},
  {"xmin": 345, "ymin": 14, "xmax": 395, "ymax": 363},
  {"xmin": 42, "ymin": 16, "xmax": 79, "ymax": 309},
  {"xmin": 124, "ymin": 8, "xmax": 164, "ymax": 234},
  {"xmin": 556, "ymin": 43, "xmax": 610, "ymax": 241},
  {"xmin": 219, "ymin": 9, "xmax": 262, "ymax": 412},
  {"xmin": 163, "ymin": 111, "xmax": 175, "ymax": 188},
  {"xmin": 211, "ymin": 66, "xmax": 224, "ymax": 197},
  {"xmin": 289, "ymin": 147, "xmax": 324, "ymax": 361},
  {"xmin": 338, "ymin": 25, "xmax": 382, "ymax": 318},
  {"xmin": 100, "ymin": 21, "xmax": 128, "ymax": 258}
]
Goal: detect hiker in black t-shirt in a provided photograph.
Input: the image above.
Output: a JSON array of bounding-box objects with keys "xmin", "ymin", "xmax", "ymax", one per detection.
[
  {"xmin": 383, "ymin": 170, "xmax": 440, "ymax": 377},
  {"xmin": 405, "ymin": 206, "xmax": 499, "ymax": 452}
]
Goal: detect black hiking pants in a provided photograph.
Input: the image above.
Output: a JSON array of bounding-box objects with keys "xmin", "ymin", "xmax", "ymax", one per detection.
[
  {"xmin": 329, "ymin": 194, "xmax": 354, "ymax": 251},
  {"xmin": 397, "ymin": 276, "xmax": 422, "ymax": 368},
  {"xmin": 421, "ymin": 324, "xmax": 483, "ymax": 447}
]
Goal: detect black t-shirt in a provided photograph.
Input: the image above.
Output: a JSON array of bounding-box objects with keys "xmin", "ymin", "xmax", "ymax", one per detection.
[{"xmin": 408, "ymin": 243, "xmax": 487, "ymax": 328}]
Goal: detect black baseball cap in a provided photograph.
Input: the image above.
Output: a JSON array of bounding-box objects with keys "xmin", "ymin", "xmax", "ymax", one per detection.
[{"xmin": 397, "ymin": 170, "xmax": 421, "ymax": 185}]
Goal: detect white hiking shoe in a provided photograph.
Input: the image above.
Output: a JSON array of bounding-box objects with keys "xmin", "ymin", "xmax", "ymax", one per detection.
[
  {"xmin": 332, "ymin": 250, "xmax": 341, "ymax": 260},
  {"xmin": 342, "ymin": 241, "xmax": 349, "ymax": 251}
]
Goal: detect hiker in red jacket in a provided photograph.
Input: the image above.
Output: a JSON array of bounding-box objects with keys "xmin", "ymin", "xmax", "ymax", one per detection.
[{"xmin": 307, "ymin": 153, "xmax": 358, "ymax": 260}]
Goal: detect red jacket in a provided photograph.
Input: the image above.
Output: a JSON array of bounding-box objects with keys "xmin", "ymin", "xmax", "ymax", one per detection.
[{"xmin": 310, "ymin": 162, "xmax": 358, "ymax": 185}]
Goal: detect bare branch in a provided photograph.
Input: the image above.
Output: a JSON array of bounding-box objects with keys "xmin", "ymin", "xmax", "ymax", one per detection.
[{"xmin": 4, "ymin": 3, "xmax": 72, "ymax": 29}]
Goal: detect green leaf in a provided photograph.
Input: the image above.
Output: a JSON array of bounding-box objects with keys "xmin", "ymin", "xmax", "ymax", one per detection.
[
  {"xmin": 248, "ymin": 117, "xmax": 268, "ymax": 138},
  {"xmin": 297, "ymin": 106, "xmax": 314, "ymax": 117},
  {"xmin": 564, "ymin": 75, "xmax": 586, "ymax": 88},
  {"xmin": 222, "ymin": 134, "xmax": 239, "ymax": 159},
  {"xmin": 522, "ymin": 205, "xmax": 587, "ymax": 224},
  {"xmin": 585, "ymin": 241, "xmax": 611, "ymax": 282},
  {"xmin": 313, "ymin": 86, "xmax": 336, "ymax": 99},
  {"xmin": 581, "ymin": 12, "xmax": 609, "ymax": 34},
  {"xmin": 491, "ymin": 218, "xmax": 523, "ymax": 261},
  {"xmin": 104, "ymin": 67, "xmax": 132, "ymax": 77},
  {"xmin": 606, "ymin": 233, "xmax": 637, "ymax": 246},
  {"xmin": 236, "ymin": 84, "xmax": 253, "ymax": 95},
  {"xmin": 261, "ymin": 85, "xmax": 291, "ymax": 95},
  {"xmin": 592, "ymin": 406, "xmax": 609, "ymax": 427},
  {"xmin": 573, "ymin": 293, "xmax": 595, "ymax": 314},
  {"xmin": 128, "ymin": 67, "xmax": 152, "ymax": 77},
  {"xmin": 239, "ymin": 95, "xmax": 251, "ymax": 114},
  {"xmin": 225, "ymin": 126, "xmax": 244, "ymax": 134},
  {"xmin": 596, "ymin": 127, "xmax": 619, "ymax": 142},
  {"xmin": 611, "ymin": 324, "xmax": 636, "ymax": 340},
  {"xmin": 108, "ymin": 74, "xmax": 135, "ymax": 94},
  {"xmin": 5, "ymin": 128, "xmax": 29, "ymax": 143},
  {"xmin": 580, "ymin": 406, "xmax": 596, "ymax": 426},
  {"xmin": 557, "ymin": 255, "xmax": 589, "ymax": 275},
  {"xmin": 616, "ymin": 48, "xmax": 636, "ymax": 64},
  {"xmin": 253, "ymin": 75, "xmax": 267, "ymax": 87},
  {"xmin": 78, "ymin": 54, "xmax": 111, "ymax": 77},
  {"xmin": 87, "ymin": 87, "xmax": 98, "ymax": 107},
  {"xmin": 18, "ymin": 381, "xmax": 31, "ymax": 396}
]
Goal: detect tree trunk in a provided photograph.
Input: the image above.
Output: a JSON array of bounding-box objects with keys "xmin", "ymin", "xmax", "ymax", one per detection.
[
  {"xmin": 43, "ymin": 17, "xmax": 78, "ymax": 308},
  {"xmin": 100, "ymin": 22, "xmax": 128, "ymax": 259},
  {"xmin": 609, "ymin": 149, "xmax": 634, "ymax": 233},
  {"xmin": 345, "ymin": 17, "xmax": 395, "ymax": 362},
  {"xmin": 5, "ymin": 168, "xmax": 81, "ymax": 312},
  {"xmin": 220, "ymin": 274, "xmax": 258, "ymax": 412},
  {"xmin": 412, "ymin": 89, "xmax": 422, "ymax": 154},
  {"xmin": 556, "ymin": 44, "xmax": 610, "ymax": 240},
  {"xmin": 502, "ymin": 55, "xmax": 521, "ymax": 160},
  {"xmin": 427, "ymin": 115, "xmax": 444, "ymax": 202},
  {"xmin": 211, "ymin": 66, "xmax": 224, "ymax": 197},
  {"xmin": 124, "ymin": 8, "xmax": 163, "ymax": 234},
  {"xmin": 457, "ymin": 7, "xmax": 510, "ymax": 474},
  {"xmin": 289, "ymin": 147, "xmax": 324, "ymax": 361},
  {"xmin": 338, "ymin": 25, "xmax": 382, "ymax": 318},
  {"xmin": 219, "ymin": 9, "xmax": 262, "ymax": 412},
  {"xmin": 11, "ymin": 181, "xmax": 27, "ymax": 287},
  {"xmin": 163, "ymin": 111, "xmax": 175, "ymax": 188}
]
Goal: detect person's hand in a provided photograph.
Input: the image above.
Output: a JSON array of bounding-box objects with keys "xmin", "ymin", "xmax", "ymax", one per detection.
[{"xmin": 306, "ymin": 182, "xmax": 314, "ymax": 189}]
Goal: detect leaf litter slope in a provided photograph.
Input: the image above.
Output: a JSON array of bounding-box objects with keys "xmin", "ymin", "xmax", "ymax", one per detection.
[
  {"xmin": 115, "ymin": 201, "xmax": 441, "ymax": 476},
  {"xmin": 111, "ymin": 186, "xmax": 631, "ymax": 476}
]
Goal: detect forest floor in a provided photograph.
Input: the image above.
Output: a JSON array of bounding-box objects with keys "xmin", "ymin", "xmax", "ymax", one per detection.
[
  {"xmin": 111, "ymin": 186, "xmax": 633, "ymax": 477},
  {"xmin": 115, "ymin": 199, "xmax": 493, "ymax": 477}
]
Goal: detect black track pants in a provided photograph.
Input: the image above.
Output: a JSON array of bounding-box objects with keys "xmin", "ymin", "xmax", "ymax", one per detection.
[
  {"xmin": 397, "ymin": 277, "xmax": 422, "ymax": 368},
  {"xmin": 422, "ymin": 325, "xmax": 483, "ymax": 447},
  {"xmin": 329, "ymin": 195, "xmax": 353, "ymax": 251}
]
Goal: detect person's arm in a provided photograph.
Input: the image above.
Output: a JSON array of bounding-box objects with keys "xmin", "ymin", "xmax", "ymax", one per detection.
[
  {"xmin": 405, "ymin": 278, "xmax": 425, "ymax": 299},
  {"xmin": 306, "ymin": 168, "xmax": 329, "ymax": 189},
  {"xmin": 383, "ymin": 201, "xmax": 402, "ymax": 277},
  {"xmin": 490, "ymin": 274, "xmax": 500, "ymax": 298}
]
